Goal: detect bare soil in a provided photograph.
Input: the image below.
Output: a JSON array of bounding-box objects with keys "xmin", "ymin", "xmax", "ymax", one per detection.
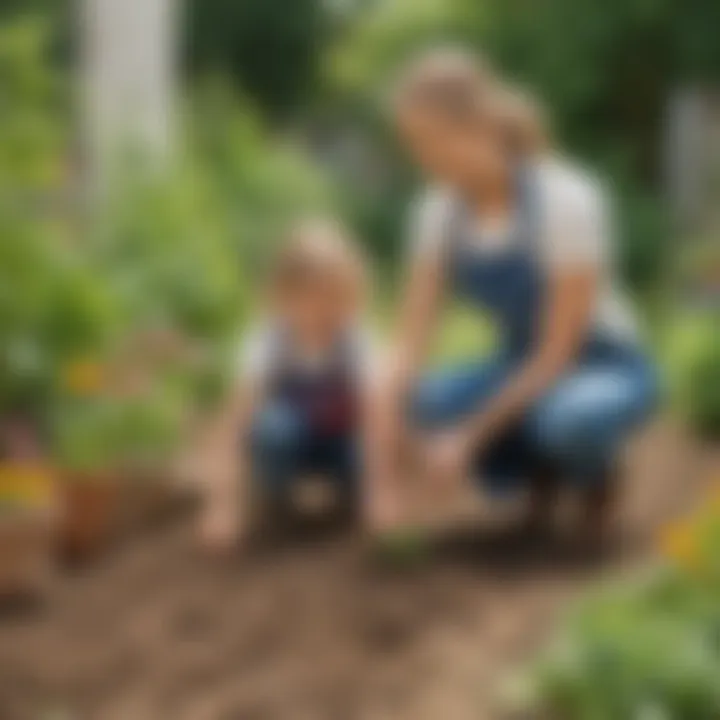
[{"xmin": 0, "ymin": 420, "xmax": 717, "ymax": 720}]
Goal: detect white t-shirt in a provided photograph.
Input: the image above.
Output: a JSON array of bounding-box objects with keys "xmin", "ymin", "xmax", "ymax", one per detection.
[
  {"xmin": 239, "ymin": 322, "xmax": 376, "ymax": 388},
  {"xmin": 409, "ymin": 155, "xmax": 639, "ymax": 341}
]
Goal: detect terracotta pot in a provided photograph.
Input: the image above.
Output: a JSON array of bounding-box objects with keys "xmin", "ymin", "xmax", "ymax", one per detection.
[
  {"xmin": 59, "ymin": 473, "xmax": 121, "ymax": 564},
  {"xmin": 0, "ymin": 508, "xmax": 56, "ymax": 599}
]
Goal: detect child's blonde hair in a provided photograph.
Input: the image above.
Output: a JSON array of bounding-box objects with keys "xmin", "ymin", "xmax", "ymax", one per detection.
[
  {"xmin": 393, "ymin": 46, "xmax": 548, "ymax": 156},
  {"xmin": 270, "ymin": 218, "xmax": 368, "ymax": 304}
]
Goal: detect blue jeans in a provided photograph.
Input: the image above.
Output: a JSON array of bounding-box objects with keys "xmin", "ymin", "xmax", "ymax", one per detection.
[
  {"xmin": 249, "ymin": 401, "xmax": 357, "ymax": 502},
  {"xmin": 411, "ymin": 340, "xmax": 659, "ymax": 491}
]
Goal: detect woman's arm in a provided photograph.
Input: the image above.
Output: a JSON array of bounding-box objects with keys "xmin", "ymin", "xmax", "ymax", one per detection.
[
  {"xmin": 363, "ymin": 186, "xmax": 453, "ymax": 528},
  {"xmin": 386, "ymin": 188, "xmax": 453, "ymax": 394},
  {"xmin": 465, "ymin": 168, "xmax": 609, "ymax": 445},
  {"xmin": 364, "ymin": 252, "xmax": 447, "ymax": 531},
  {"xmin": 466, "ymin": 267, "xmax": 598, "ymax": 443},
  {"xmin": 391, "ymin": 251, "xmax": 447, "ymax": 391},
  {"xmin": 421, "ymin": 268, "xmax": 598, "ymax": 488}
]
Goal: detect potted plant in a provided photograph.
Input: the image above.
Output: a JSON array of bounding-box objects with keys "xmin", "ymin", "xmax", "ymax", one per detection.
[
  {"xmin": 39, "ymin": 258, "xmax": 128, "ymax": 563},
  {"xmin": 52, "ymin": 350, "xmax": 193, "ymax": 559},
  {"xmin": 111, "ymin": 377, "xmax": 192, "ymax": 534},
  {"xmin": 52, "ymin": 390, "xmax": 126, "ymax": 563},
  {"xmin": 0, "ymin": 416, "xmax": 57, "ymax": 599}
]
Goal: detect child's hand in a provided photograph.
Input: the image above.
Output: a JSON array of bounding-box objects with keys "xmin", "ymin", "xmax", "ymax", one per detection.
[{"xmin": 198, "ymin": 500, "xmax": 239, "ymax": 553}]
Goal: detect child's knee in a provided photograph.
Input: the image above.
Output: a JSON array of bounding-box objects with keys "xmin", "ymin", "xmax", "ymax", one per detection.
[{"xmin": 251, "ymin": 403, "xmax": 304, "ymax": 458}]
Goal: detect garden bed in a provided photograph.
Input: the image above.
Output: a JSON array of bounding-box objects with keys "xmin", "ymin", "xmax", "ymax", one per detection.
[{"xmin": 0, "ymin": 419, "xmax": 716, "ymax": 720}]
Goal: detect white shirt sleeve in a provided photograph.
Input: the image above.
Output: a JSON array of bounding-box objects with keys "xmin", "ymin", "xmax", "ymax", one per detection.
[
  {"xmin": 407, "ymin": 185, "xmax": 456, "ymax": 264},
  {"xmin": 345, "ymin": 325, "xmax": 379, "ymax": 387},
  {"xmin": 538, "ymin": 160, "xmax": 611, "ymax": 272},
  {"xmin": 237, "ymin": 324, "xmax": 276, "ymax": 385}
]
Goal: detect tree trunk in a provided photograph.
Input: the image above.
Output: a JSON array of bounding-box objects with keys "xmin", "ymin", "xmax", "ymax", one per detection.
[{"xmin": 79, "ymin": 0, "xmax": 179, "ymax": 193}]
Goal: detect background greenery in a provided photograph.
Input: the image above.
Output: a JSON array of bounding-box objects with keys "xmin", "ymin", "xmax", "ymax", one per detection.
[
  {"xmin": 0, "ymin": 1, "xmax": 717, "ymax": 709},
  {"xmin": 0, "ymin": 0, "xmax": 717, "ymax": 460}
]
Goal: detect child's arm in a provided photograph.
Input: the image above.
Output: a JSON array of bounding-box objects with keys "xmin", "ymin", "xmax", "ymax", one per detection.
[{"xmin": 197, "ymin": 379, "xmax": 261, "ymax": 551}]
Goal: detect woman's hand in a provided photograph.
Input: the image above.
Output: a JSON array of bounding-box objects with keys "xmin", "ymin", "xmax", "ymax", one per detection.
[{"xmin": 421, "ymin": 424, "xmax": 482, "ymax": 492}]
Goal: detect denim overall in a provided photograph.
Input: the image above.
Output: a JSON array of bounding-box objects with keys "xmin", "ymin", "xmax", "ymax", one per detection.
[
  {"xmin": 250, "ymin": 331, "xmax": 358, "ymax": 501},
  {"xmin": 412, "ymin": 171, "xmax": 659, "ymax": 491}
]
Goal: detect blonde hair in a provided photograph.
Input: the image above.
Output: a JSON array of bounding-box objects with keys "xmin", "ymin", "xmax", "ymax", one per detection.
[
  {"xmin": 393, "ymin": 46, "xmax": 547, "ymax": 157},
  {"xmin": 270, "ymin": 218, "xmax": 368, "ymax": 303},
  {"xmin": 392, "ymin": 46, "xmax": 494, "ymax": 125},
  {"xmin": 492, "ymin": 84, "xmax": 548, "ymax": 156}
]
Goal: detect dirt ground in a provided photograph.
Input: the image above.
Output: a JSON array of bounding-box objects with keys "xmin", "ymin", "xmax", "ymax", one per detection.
[{"xmin": 0, "ymin": 420, "xmax": 717, "ymax": 720}]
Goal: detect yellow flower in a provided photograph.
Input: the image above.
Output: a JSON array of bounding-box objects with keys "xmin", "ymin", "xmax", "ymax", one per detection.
[
  {"xmin": 659, "ymin": 519, "xmax": 701, "ymax": 571},
  {"xmin": 62, "ymin": 358, "xmax": 104, "ymax": 395},
  {"xmin": 0, "ymin": 463, "xmax": 55, "ymax": 507}
]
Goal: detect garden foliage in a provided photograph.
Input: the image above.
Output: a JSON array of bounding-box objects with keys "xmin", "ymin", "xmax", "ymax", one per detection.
[
  {"xmin": 518, "ymin": 493, "xmax": 720, "ymax": 719},
  {"xmin": 0, "ymin": 18, "xmax": 330, "ymax": 476}
]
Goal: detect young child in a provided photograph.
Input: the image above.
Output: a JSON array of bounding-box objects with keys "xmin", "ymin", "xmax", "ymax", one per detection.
[{"xmin": 199, "ymin": 219, "xmax": 375, "ymax": 550}]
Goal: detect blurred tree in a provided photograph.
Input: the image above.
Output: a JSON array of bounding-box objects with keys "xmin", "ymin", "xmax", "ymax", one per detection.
[
  {"xmin": 333, "ymin": 0, "xmax": 720, "ymax": 186},
  {"xmin": 328, "ymin": 0, "xmax": 720, "ymax": 297},
  {"xmin": 0, "ymin": 0, "xmax": 71, "ymax": 60},
  {"xmin": 328, "ymin": 0, "xmax": 473, "ymax": 97},
  {"xmin": 474, "ymin": 0, "xmax": 720, "ymax": 184},
  {"xmin": 185, "ymin": 0, "xmax": 329, "ymax": 122}
]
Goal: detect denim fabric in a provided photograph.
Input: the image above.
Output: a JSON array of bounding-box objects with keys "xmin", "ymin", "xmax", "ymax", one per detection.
[
  {"xmin": 249, "ymin": 401, "xmax": 357, "ymax": 500},
  {"xmin": 412, "ymin": 341, "xmax": 659, "ymax": 490},
  {"xmin": 416, "ymin": 167, "xmax": 659, "ymax": 489}
]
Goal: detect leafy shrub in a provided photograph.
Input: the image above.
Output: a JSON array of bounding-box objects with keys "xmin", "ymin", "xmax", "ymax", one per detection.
[
  {"xmin": 0, "ymin": 15, "xmax": 65, "ymax": 194},
  {"xmin": 665, "ymin": 313, "xmax": 720, "ymax": 439},
  {"xmin": 516, "ymin": 492, "xmax": 720, "ymax": 720},
  {"xmin": 0, "ymin": 18, "xmax": 333, "ymax": 476},
  {"xmin": 188, "ymin": 79, "xmax": 331, "ymax": 274}
]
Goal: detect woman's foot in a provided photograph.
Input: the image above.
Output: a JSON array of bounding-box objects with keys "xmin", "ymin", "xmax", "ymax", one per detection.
[
  {"xmin": 518, "ymin": 462, "xmax": 561, "ymax": 540},
  {"xmin": 575, "ymin": 471, "xmax": 620, "ymax": 557}
]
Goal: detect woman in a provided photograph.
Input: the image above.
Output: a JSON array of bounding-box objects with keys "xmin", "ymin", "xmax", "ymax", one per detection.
[{"xmin": 367, "ymin": 50, "xmax": 659, "ymax": 547}]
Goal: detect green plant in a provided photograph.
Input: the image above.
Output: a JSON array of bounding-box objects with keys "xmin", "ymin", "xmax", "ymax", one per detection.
[
  {"xmin": 0, "ymin": 15, "xmax": 65, "ymax": 194},
  {"xmin": 0, "ymin": 16, "xmax": 74, "ymax": 419},
  {"xmin": 52, "ymin": 390, "xmax": 186, "ymax": 475},
  {"xmin": 188, "ymin": 79, "xmax": 331, "ymax": 266},
  {"xmin": 516, "ymin": 491, "xmax": 720, "ymax": 720},
  {"xmin": 665, "ymin": 313, "xmax": 720, "ymax": 439},
  {"xmin": 0, "ymin": 13, "xmax": 334, "ymax": 479}
]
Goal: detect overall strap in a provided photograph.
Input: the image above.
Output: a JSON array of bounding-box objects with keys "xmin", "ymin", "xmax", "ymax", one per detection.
[
  {"xmin": 513, "ymin": 163, "xmax": 541, "ymax": 257},
  {"xmin": 268, "ymin": 325, "xmax": 355, "ymax": 386},
  {"xmin": 329, "ymin": 329, "xmax": 358, "ymax": 379},
  {"xmin": 441, "ymin": 194, "xmax": 471, "ymax": 272},
  {"xmin": 441, "ymin": 164, "xmax": 541, "ymax": 265},
  {"xmin": 266, "ymin": 323, "xmax": 295, "ymax": 388}
]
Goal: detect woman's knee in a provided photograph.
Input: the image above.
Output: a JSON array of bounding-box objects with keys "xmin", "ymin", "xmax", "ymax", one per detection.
[
  {"xmin": 411, "ymin": 373, "xmax": 461, "ymax": 428},
  {"xmin": 528, "ymin": 369, "xmax": 658, "ymax": 464},
  {"xmin": 411, "ymin": 361, "xmax": 508, "ymax": 429}
]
